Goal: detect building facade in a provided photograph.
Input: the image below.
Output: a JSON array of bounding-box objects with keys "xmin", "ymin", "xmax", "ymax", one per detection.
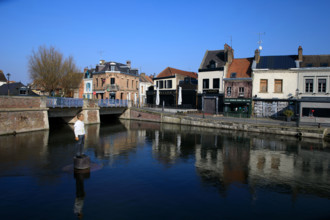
[
  {"xmin": 92, "ymin": 60, "xmax": 139, "ymax": 102},
  {"xmin": 139, "ymin": 73, "xmax": 153, "ymax": 106},
  {"xmin": 252, "ymin": 49, "xmax": 298, "ymax": 117},
  {"xmin": 296, "ymin": 46, "xmax": 330, "ymax": 123},
  {"xmin": 224, "ymin": 58, "xmax": 253, "ymax": 117},
  {"xmin": 198, "ymin": 44, "xmax": 233, "ymax": 114},
  {"xmin": 83, "ymin": 69, "xmax": 93, "ymax": 99},
  {"xmin": 148, "ymin": 67, "xmax": 197, "ymax": 107}
]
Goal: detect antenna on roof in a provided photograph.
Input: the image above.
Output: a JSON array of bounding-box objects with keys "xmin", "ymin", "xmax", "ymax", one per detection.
[
  {"xmin": 98, "ymin": 50, "xmax": 105, "ymax": 59},
  {"xmin": 257, "ymin": 32, "xmax": 265, "ymax": 51},
  {"xmin": 230, "ymin": 35, "xmax": 232, "ymax": 48}
]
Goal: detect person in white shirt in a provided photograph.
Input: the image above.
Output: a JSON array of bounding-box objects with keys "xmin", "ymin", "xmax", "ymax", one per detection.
[{"xmin": 74, "ymin": 113, "xmax": 86, "ymax": 158}]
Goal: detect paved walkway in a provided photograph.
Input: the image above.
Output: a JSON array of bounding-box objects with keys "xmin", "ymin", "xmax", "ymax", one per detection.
[{"xmin": 139, "ymin": 107, "xmax": 330, "ymax": 128}]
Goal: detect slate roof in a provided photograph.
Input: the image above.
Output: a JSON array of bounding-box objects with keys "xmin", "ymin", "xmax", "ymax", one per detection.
[
  {"xmin": 199, "ymin": 50, "xmax": 226, "ymax": 71},
  {"xmin": 0, "ymin": 82, "xmax": 39, "ymax": 96},
  {"xmin": 95, "ymin": 62, "xmax": 138, "ymax": 75},
  {"xmin": 300, "ymin": 55, "xmax": 330, "ymax": 68},
  {"xmin": 0, "ymin": 71, "xmax": 7, "ymax": 82},
  {"xmin": 156, "ymin": 67, "xmax": 197, "ymax": 79},
  {"xmin": 226, "ymin": 58, "xmax": 253, "ymax": 78},
  {"xmin": 256, "ymin": 55, "xmax": 297, "ymax": 69}
]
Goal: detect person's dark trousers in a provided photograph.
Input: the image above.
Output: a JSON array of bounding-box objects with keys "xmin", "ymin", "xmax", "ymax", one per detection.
[{"xmin": 75, "ymin": 135, "xmax": 85, "ymax": 157}]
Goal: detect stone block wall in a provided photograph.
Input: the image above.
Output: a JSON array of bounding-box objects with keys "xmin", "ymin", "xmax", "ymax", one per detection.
[{"xmin": 0, "ymin": 96, "xmax": 49, "ymax": 135}]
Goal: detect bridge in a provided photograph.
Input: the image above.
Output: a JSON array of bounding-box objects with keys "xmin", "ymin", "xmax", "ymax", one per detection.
[{"xmin": 0, "ymin": 96, "xmax": 129, "ymax": 135}]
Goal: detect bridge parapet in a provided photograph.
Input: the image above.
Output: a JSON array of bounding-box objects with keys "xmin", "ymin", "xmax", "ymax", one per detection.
[
  {"xmin": 47, "ymin": 97, "xmax": 83, "ymax": 108},
  {"xmin": 98, "ymin": 99, "xmax": 128, "ymax": 107}
]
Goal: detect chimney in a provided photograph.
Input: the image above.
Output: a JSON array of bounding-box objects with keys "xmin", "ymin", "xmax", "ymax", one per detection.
[
  {"xmin": 224, "ymin": 43, "xmax": 233, "ymax": 64},
  {"xmin": 298, "ymin": 46, "xmax": 303, "ymax": 62},
  {"xmin": 126, "ymin": 60, "xmax": 131, "ymax": 69},
  {"xmin": 99, "ymin": 60, "xmax": 105, "ymax": 65},
  {"xmin": 83, "ymin": 67, "xmax": 88, "ymax": 73},
  {"xmin": 141, "ymin": 72, "xmax": 146, "ymax": 77},
  {"xmin": 255, "ymin": 49, "xmax": 260, "ymax": 64}
]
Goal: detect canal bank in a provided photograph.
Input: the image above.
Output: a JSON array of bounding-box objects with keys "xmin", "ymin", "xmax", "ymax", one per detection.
[{"xmin": 120, "ymin": 107, "xmax": 330, "ymax": 140}]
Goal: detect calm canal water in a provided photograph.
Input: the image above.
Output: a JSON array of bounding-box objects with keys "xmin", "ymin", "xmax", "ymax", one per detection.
[{"xmin": 0, "ymin": 119, "xmax": 330, "ymax": 219}]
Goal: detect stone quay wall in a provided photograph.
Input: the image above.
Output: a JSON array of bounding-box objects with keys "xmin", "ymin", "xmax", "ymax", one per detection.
[
  {"xmin": 0, "ymin": 96, "xmax": 49, "ymax": 135},
  {"xmin": 120, "ymin": 107, "xmax": 329, "ymax": 140}
]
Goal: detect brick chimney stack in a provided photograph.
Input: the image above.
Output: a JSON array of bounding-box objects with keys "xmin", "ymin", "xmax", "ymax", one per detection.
[
  {"xmin": 255, "ymin": 49, "xmax": 260, "ymax": 64},
  {"xmin": 298, "ymin": 46, "xmax": 303, "ymax": 62},
  {"xmin": 224, "ymin": 44, "xmax": 234, "ymax": 64},
  {"xmin": 99, "ymin": 60, "xmax": 105, "ymax": 65}
]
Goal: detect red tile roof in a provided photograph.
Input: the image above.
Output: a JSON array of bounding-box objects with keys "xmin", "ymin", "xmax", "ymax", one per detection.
[
  {"xmin": 156, "ymin": 67, "xmax": 197, "ymax": 79},
  {"xmin": 141, "ymin": 74, "xmax": 153, "ymax": 83},
  {"xmin": 227, "ymin": 58, "xmax": 252, "ymax": 78}
]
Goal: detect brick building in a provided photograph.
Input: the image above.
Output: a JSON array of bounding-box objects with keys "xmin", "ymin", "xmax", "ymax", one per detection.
[{"xmin": 92, "ymin": 60, "xmax": 139, "ymax": 101}]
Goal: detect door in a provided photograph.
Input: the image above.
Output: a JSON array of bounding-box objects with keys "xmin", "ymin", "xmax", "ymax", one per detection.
[{"xmin": 204, "ymin": 98, "xmax": 216, "ymax": 114}]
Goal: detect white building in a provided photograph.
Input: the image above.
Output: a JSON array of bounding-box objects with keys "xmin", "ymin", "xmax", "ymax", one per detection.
[
  {"xmin": 197, "ymin": 44, "xmax": 233, "ymax": 114},
  {"xmin": 139, "ymin": 73, "xmax": 153, "ymax": 105},
  {"xmin": 296, "ymin": 46, "xmax": 330, "ymax": 123},
  {"xmin": 251, "ymin": 49, "xmax": 298, "ymax": 117}
]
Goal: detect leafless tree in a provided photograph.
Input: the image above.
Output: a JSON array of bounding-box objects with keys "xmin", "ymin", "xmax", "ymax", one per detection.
[{"xmin": 28, "ymin": 46, "xmax": 82, "ymax": 97}]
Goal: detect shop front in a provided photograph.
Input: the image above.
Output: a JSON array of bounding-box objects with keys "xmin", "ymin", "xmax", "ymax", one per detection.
[{"xmin": 224, "ymin": 98, "xmax": 252, "ymax": 118}]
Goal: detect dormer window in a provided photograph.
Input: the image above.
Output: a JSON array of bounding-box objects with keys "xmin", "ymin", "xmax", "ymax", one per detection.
[
  {"xmin": 230, "ymin": 72, "xmax": 237, "ymax": 78},
  {"xmin": 111, "ymin": 65, "xmax": 115, "ymax": 71},
  {"xmin": 209, "ymin": 60, "xmax": 216, "ymax": 69}
]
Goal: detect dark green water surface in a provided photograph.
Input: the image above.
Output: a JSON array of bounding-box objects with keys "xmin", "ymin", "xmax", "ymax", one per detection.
[{"xmin": 0, "ymin": 119, "xmax": 330, "ymax": 219}]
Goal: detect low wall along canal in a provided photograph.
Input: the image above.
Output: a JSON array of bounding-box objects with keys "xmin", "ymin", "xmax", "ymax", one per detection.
[{"xmin": 120, "ymin": 107, "xmax": 330, "ymax": 141}]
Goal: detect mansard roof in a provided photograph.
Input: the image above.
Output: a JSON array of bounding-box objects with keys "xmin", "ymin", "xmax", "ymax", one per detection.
[
  {"xmin": 95, "ymin": 61, "xmax": 139, "ymax": 75},
  {"xmin": 300, "ymin": 55, "xmax": 330, "ymax": 68},
  {"xmin": 0, "ymin": 71, "xmax": 7, "ymax": 82}
]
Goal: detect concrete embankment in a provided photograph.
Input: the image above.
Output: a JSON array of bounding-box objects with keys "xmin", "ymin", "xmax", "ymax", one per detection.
[{"xmin": 120, "ymin": 107, "xmax": 330, "ymax": 140}]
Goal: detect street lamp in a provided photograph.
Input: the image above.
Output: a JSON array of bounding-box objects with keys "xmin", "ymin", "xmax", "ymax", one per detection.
[{"xmin": 6, "ymin": 73, "xmax": 11, "ymax": 96}]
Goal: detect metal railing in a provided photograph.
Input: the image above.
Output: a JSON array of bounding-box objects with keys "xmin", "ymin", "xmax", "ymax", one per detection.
[
  {"xmin": 47, "ymin": 97, "xmax": 83, "ymax": 108},
  {"xmin": 98, "ymin": 99, "xmax": 128, "ymax": 107}
]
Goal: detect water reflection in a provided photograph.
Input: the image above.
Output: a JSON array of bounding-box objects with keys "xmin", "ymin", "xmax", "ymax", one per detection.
[
  {"xmin": 73, "ymin": 171, "xmax": 89, "ymax": 219},
  {"xmin": 0, "ymin": 120, "xmax": 330, "ymax": 218}
]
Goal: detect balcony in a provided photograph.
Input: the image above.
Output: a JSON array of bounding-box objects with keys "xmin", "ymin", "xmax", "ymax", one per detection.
[{"xmin": 105, "ymin": 84, "xmax": 120, "ymax": 92}]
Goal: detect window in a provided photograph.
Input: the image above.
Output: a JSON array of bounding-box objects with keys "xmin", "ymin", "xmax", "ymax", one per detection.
[
  {"xmin": 159, "ymin": 80, "xmax": 164, "ymax": 89},
  {"xmin": 111, "ymin": 78, "xmax": 115, "ymax": 84},
  {"xmin": 321, "ymin": 63, "xmax": 328, "ymax": 67},
  {"xmin": 305, "ymin": 79, "xmax": 313, "ymax": 93},
  {"xmin": 101, "ymin": 78, "xmax": 105, "ymax": 86},
  {"xmin": 132, "ymin": 80, "xmax": 134, "ymax": 89},
  {"xmin": 167, "ymin": 80, "xmax": 172, "ymax": 89},
  {"xmin": 96, "ymin": 78, "xmax": 98, "ymax": 87},
  {"xmin": 274, "ymin": 79, "xmax": 283, "ymax": 93},
  {"xmin": 203, "ymin": 79, "xmax": 209, "ymax": 89},
  {"xmin": 260, "ymin": 79, "xmax": 268, "ymax": 92},
  {"xmin": 86, "ymin": 83, "xmax": 91, "ymax": 92},
  {"xmin": 230, "ymin": 72, "xmax": 236, "ymax": 78},
  {"xmin": 227, "ymin": 87, "xmax": 231, "ymax": 97},
  {"xmin": 111, "ymin": 65, "xmax": 115, "ymax": 71},
  {"xmin": 306, "ymin": 63, "xmax": 313, "ymax": 67},
  {"xmin": 239, "ymin": 87, "xmax": 244, "ymax": 96},
  {"xmin": 156, "ymin": 81, "xmax": 159, "ymax": 88},
  {"xmin": 19, "ymin": 89, "xmax": 27, "ymax": 95},
  {"xmin": 209, "ymin": 60, "xmax": 216, "ymax": 69},
  {"xmin": 213, "ymin": 78, "xmax": 220, "ymax": 89},
  {"xmin": 127, "ymin": 79, "xmax": 129, "ymax": 88},
  {"xmin": 318, "ymin": 79, "xmax": 326, "ymax": 93},
  {"xmin": 136, "ymin": 81, "xmax": 138, "ymax": 89},
  {"xmin": 141, "ymin": 86, "xmax": 143, "ymax": 93}
]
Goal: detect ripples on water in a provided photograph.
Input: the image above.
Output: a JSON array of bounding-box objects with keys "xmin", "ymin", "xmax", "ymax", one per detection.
[{"xmin": 0, "ymin": 119, "xmax": 330, "ymax": 219}]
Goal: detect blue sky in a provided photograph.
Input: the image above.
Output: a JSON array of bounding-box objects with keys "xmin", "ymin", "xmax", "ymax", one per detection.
[{"xmin": 1, "ymin": 0, "xmax": 330, "ymax": 84}]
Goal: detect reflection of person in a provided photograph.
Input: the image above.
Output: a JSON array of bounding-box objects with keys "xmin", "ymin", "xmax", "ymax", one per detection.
[
  {"xmin": 74, "ymin": 171, "xmax": 89, "ymax": 219},
  {"xmin": 74, "ymin": 113, "xmax": 86, "ymax": 158}
]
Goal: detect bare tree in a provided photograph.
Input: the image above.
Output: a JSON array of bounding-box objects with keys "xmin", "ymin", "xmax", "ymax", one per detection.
[{"xmin": 28, "ymin": 46, "xmax": 82, "ymax": 97}]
